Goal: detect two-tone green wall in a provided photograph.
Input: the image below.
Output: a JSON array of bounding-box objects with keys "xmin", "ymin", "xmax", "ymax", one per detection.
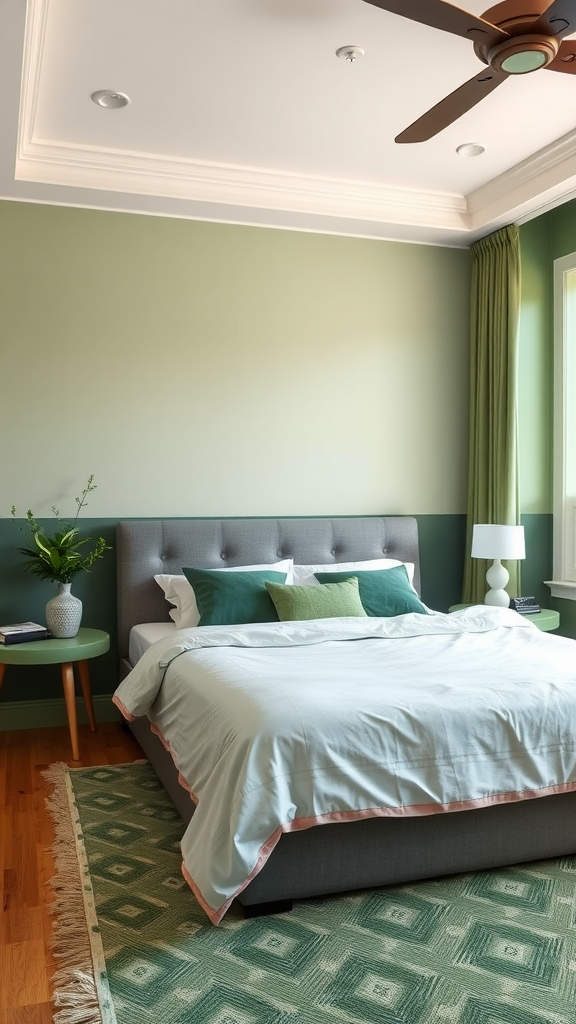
[
  {"xmin": 517, "ymin": 200, "xmax": 576, "ymax": 635},
  {"xmin": 518, "ymin": 216, "xmax": 553, "ymax": 613},
  {"xmin": 0, "ymin": 201, "xmax": 472, "ymax": 729},
  {"xmin": 3, "ymin": 195, "xmax": 575, "ymax": 732}
]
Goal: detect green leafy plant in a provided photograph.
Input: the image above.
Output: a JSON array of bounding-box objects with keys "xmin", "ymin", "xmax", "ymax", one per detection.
[{"xmin": 11, "ymin": 475, "xmax": 111, "ymax": 584}]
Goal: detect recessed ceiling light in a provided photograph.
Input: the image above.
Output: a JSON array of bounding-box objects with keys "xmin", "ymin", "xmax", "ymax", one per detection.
[
  {"xmin": 336, "ymin": 45, "xmax": 365, "ymax": 62},
  {"xmin": 456, "ymin": 143, "xmax": 485, "ymax": 158},
  {"xmin": 91, "ymin": 90, "xmax": 130, "ymax": 109}
]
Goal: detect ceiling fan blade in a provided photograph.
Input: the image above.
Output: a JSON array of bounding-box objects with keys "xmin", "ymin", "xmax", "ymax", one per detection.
[
  {"xmin": 531, "ymin": 0, "xmax": 576, "ymax": 41},
  {"xmin": 362, "ymin": 0, "xmax": 509, "ymax": 42},
  {"xmin": 546, "ymin": 38, "xmax": 576, "ymax": 72},
  {"xmin": 395, "ymin": 69, "xmax": 508, "ymax": 143}
]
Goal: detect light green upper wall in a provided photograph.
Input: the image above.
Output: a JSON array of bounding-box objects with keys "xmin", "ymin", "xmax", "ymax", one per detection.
[
  {"xmin": 518, "ymin": 217, "xmax": 552, "ymax": 514},
  {"xmin": 0, "ymin": 201, "xmax": 471, "ymax": 519},
  {"xmin": 518, "ymin": 199, "xmax": 576, "ymax": 515}
]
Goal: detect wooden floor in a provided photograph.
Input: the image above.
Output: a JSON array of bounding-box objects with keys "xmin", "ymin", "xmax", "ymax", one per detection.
[{"xmin": 0, "ymin": 721, "xmax": 143, "ymax": 1024}]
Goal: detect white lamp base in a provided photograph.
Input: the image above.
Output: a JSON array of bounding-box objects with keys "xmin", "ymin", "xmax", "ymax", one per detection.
[{"xmin": 484, "ymin": 558, "xmax": 510, "ymax": 607}]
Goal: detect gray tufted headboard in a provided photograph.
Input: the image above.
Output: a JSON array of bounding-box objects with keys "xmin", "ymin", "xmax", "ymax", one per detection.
[{"xmin": 116, "ymin": 517, "xmax": 421, "ymax": 662}]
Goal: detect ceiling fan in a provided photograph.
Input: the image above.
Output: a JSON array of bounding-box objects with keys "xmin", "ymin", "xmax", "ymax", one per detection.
[{"xmin": 362, "ymin": 0, "xmax": 576, "ymax": 142}]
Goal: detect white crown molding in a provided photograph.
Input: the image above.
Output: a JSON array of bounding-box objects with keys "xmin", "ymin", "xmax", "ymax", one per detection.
[
  {"xmin": 16, "ymin": 139, "xmax": 471, "ymax": 232},
  {"xmin": 467, "ymin": 129, "xmax": 576, "ymax": 230},
  {"xmin": 17, "ymin": 0, "xmax": 48, "ymax": 160}
]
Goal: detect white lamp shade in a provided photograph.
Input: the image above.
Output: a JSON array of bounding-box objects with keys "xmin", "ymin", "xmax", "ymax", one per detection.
[{"xmin": 471, "ymin": 524, "xmax": 526, "ymax": 561}]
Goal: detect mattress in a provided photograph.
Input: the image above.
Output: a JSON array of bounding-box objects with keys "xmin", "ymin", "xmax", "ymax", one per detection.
[{"xmin": 128, "ymin": 622, "xmax": 176, "ymax": 665}]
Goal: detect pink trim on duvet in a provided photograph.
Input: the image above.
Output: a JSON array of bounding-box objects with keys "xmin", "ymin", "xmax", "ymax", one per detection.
[
  {"xmin": 112, "ymin": 695, "xmax": 136, "ymax": 722},
  {"xmin": 148, "ymin": 720, "xmax": 200, "ymax": 804},
  {"xmin": 181, "ymin": 825, "xmax": 287, "ymax": 925},
  {"xmin": 111, "ymin": 704, "xmax": 201, "ymax": 805},
  {"xmin": 188, "ymin": 777, "xmax": 576, "ymax": 925},
  {"xmin": 181, "ymin": 863, "xmax": 228, "ymax": 924},
  {"xmin": 275, "ymin": 780, "xmax": 576, "ymax": 825},
  {"xmin": 112, "ymin": 704, "xmax": 576, "ymax": 924}
]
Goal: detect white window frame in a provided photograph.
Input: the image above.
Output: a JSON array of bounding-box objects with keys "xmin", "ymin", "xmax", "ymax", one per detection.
[{"xmin": 549, "ymin": 252, "xmax": 576, "ymax": 600}]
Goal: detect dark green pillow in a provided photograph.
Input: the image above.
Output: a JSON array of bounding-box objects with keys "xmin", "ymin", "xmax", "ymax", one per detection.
[
  {"xmin": 265, "ymin": 576, "xmax": 367, "ymax": 622},
  {"xmin": 182, "ymin": 568, "xmax": 287, "ymax": 626},
  {"xmin": 314, "ymin": 564, "xmax": 428, "ymax": 617}
]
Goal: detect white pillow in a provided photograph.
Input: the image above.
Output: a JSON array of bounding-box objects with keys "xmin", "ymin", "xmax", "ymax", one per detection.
[
  {"xmin": 292, "ymin": 557, "xmax": 415, "ymax": 587},
  {"xmin": 155, "ymin": 559, "xmax": 294, "ymax": 629}
]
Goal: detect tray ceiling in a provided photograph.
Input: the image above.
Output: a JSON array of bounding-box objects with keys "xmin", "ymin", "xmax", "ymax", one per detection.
[{"xmin": 3, "ymin": 0, "xmax": 576, "ymax": 247}]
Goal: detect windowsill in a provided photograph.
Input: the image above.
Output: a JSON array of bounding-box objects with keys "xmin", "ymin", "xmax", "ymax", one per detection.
[{"xmin": 545, "ymin": 580, "xmax": 576, "ymax": 601}]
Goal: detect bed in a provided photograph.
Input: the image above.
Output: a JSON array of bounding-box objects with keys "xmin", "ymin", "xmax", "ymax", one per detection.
[{"xmin": 114, "ymin": 516, "xmax": 576, "ymax": 923}]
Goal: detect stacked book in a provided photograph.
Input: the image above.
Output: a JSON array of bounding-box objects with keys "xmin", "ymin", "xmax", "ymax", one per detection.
[{"xmin": 0, "ymin": 621, "xmax": 52, "ymax": 644}]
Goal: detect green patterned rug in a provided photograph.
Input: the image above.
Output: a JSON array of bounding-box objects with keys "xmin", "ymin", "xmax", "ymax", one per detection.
[{"xmin": 45, "ymin": 761, "xmax": 576, "ymax": 1024}]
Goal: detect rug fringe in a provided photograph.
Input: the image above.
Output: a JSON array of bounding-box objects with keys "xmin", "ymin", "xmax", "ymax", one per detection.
[{"xmin": 43, "ymin": 763, "xmax": 103, "ymax": 1024}]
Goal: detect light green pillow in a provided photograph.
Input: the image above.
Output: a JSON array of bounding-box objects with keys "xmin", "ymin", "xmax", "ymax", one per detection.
[
  {"xmin": 314, "ymin": 564, "xmax": 428, "ymax": 617},
  {"xmin": 265, "ymin": 576, "xmax": 367, "ymax": 622},
  {"xmin": 182, "ymin": 567, "xmax": 287, "ymax": 626}
]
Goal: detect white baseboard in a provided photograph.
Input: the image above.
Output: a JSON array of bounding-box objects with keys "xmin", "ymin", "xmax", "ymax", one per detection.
[{"xmin": 0, "ymin": 694, "xmax": 120, "ymax": 731}]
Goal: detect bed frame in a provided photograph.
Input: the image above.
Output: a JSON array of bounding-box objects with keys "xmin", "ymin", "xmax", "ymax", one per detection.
[{"xmin": 117, "ymin": 516, "xmax": 576, "ymax": 914}]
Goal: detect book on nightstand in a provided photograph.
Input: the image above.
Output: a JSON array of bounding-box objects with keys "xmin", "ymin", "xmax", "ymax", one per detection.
[
  {"xmin": 0, "ymin": 621, "xmax": 52, "ymax": 644},
  {"xmin": 510, "ymin": 597, "xmax": 541, "ymax": 615}
]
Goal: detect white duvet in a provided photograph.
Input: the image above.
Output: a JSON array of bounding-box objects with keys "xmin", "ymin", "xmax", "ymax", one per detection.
[{"xmin": 113, "ymin": 606, "xmax": 576, "ymax": 923}]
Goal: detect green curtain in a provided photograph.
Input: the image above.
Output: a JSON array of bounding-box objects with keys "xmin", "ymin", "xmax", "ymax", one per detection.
[{"xmin": 462, "ymin": 224, "xmax": 521, "ymax": 604}]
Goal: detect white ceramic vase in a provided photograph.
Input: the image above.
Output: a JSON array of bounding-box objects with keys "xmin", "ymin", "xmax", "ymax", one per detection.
[{"xmin": 46, "ymin": 582, "xmax": 82, "ymax": 638}]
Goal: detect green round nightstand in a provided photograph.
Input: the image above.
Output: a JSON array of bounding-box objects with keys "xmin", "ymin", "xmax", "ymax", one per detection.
[
  {"xmin": 0, "ymin": 627, "xmax": 110, "ymax": 761},
  {"xmin": 448, "ymin": 604, "xmax": 560, "ymax": 632}
]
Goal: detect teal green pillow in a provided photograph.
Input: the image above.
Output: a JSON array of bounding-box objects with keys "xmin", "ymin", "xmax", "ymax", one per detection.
[
  {"xmin": 265, "ymin": 576, "xmax": 367, "ymax": 622},
  {"xmin": 314, "ymin": 565, "xmax": 428, "ymax": 617},
  {"xmin": 181, "ymin": 568, "xmax": 287, "ymax": 626}
]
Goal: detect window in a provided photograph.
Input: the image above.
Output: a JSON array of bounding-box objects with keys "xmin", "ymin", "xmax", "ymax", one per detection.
[{"xmin": 550, "ymin": 252, "xmax": 576, "ymax": 599}]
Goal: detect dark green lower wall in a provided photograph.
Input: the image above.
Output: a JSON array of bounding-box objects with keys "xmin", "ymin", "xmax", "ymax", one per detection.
[
  {"xmin": 552, "ymin": 597, "xmax": 576, "ymax": 638},
  {"xmin": 415, "ymin": 514, "xmax": 466, "ymax": 612},
  {"xmin": 0, "ymin": 518, "xmax": 118, "ymax": 707},
  {"xmin": 418, "ymin": 514, "xmax": 554, "ymax": 616},
  {"xmin": 520, "ymin": 514, "xmax": 553, "ymax": 613},
  {"xmin": 0, "ymin": 513, "xmax": 560, "ymax": 727}
]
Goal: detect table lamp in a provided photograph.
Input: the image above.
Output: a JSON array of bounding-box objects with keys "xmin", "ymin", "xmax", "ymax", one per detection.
[{"xmin": 471, "ymin": 524, "xmax": 526, "ymax": 606}]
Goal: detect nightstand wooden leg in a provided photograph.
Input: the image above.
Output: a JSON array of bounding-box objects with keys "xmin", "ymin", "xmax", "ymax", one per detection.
[
  {"xmin": 0, "ymin": 664, "xmax": 5, "ymax": 691},
  {"xmin": 76, "ymin": 659, "xmax": 97, "ymax": 733},
  {"xmin": 61, "ymin": 662, "xmax": 80, "ymax": 762}
]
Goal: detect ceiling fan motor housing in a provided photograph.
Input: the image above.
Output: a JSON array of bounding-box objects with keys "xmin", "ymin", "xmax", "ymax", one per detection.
[
  {"xmin": 486, "ymin": 33, "xmax": 559, "ymax": 72},
  {"xmin": 475, "ymin": 1, "xmax": 560, "ymax": 73}
]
